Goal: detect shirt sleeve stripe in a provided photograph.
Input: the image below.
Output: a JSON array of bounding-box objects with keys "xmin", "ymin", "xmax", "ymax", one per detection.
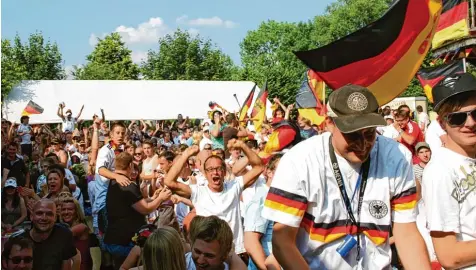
[
  {"xmin": 268, "ymin": 187, "xmax": 308, "ymax": 204},
  {"xmin": 391, "ymin": 187, "xmax": 417, "ymax": 200},
  {"xmin": 264, "ymin": 200, "xmax": 306, "ymax": 217}
]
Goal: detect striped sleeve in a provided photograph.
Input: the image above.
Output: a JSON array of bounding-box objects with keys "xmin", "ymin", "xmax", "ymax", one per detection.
[
  {"xmin": 262, "ymin": 153, "xmax": 308, "ymax": 227},
  {"xmin": 390, "ymin": 149, "xmax": 418, "ymax": 223}
]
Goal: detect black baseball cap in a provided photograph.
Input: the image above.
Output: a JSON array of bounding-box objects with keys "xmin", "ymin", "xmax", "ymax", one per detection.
[
  {"xmin": 432, "ymin": 73, "xmax": 476, "ymax": 112},
  {"xmin": 327, "ymin": 84, "xmax": 386, "ymax": 133}
]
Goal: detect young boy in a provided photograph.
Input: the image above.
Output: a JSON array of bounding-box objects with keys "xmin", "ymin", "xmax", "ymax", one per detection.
[{"xmin": 422, "ymin": 73, "xmax": 476, "ymax": 269}]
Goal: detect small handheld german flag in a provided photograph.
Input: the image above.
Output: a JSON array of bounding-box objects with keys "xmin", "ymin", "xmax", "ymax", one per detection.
[
  {"xmin": 21, "ymin": 101, "xmax": 44, "ymax": 116},
  {"xmin": 417, "ymin": 60, "xmax": 465, "ymax": 103}
]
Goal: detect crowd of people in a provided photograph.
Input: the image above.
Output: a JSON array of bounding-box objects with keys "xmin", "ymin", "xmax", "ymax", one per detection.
[{"xmin": 1, "ymin": 73, "xmax": 475, "ymax": 270}]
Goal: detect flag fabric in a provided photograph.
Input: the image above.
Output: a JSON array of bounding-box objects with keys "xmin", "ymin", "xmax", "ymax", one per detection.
[
  {"xmin": 432, "ymin": 0, "xmax": 470, "ymax": 49},
  {"xmin": 21, "ymin": 101, "xmax": 44, "ymax": 116},
  {"xmin": 239, "ymin": 84, "xmax": 256, "ymax": 123},
  {"xmin": 417, "ymin": 60, "xmax": 465, "ymax": 102},
  {"xmin": 251, "ymin": 81, "xmax": 268, "ymax": 132},
  {"xmin": 294, "ymin": 0, "xmax": 443, "ymax": 105},
  {"xmin": 295, "ymin": 70, "xmax": 327, "ymax": 125},
  {"xmin": 259, "ymin": 120, "xmax": 301, "ymax": 164}
]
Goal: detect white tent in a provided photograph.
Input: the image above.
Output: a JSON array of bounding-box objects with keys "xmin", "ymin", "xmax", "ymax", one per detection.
[{"xmin": 3, "ymin": 80, "xmax": 273, "ymax": 124}]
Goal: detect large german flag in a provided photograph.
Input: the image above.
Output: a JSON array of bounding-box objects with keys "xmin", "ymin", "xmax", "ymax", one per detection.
[
  {"xmin": 296, "ymin": 70, "xmax": 327, "ymax": 125},
  {"xmin": 432, "ymin": 0, "xmax": 470, "ymax": 49},
  {"xmin": 417, "ymin": 59, "xmax": 465, "ymax": 102},
  {"xmin": 251, "ymin": 81, "xmax": 268, "ymax": 132},
  {"xmin": 21, "ymin": 100, "xmax": 44, "ymax": 116},
  {"xmin": 239, "ymin": 84, "xmax": 256, "ymax": 123},
  {"xmin": 294, "ymin": 0, "xmax": 443, "ymax": 105},
  {"xmin": 263, "ymin": 120, "xmax": 301, "ymax": 153}
]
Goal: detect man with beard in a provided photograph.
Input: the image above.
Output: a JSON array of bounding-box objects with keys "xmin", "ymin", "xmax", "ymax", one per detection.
[
  {"xmin": 1, "ymin": 236, "xmax": 34, "ymax": 270},
  {"xmin": 262, "ymin": 85, "xmax": 431, "ymax": 270},
  {"xmin": 18, "ymin": 199, "xmax": 76, "ymax": 270}
]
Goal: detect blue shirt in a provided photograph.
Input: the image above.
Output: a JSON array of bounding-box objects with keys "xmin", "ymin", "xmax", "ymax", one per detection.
[{"xmin": 244, "ymin": 185, "xmax": 274, "ymax": 270}]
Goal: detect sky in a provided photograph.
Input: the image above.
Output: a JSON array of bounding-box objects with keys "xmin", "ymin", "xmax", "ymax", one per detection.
[{"xmin": 2, "ymin": 0, "xmax": 335, "ymax": 75}]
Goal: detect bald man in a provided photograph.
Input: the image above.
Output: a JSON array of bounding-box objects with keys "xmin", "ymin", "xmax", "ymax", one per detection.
[{"xmin": 18, "ymin": 199, "xmax": 77, "ymax": 270}]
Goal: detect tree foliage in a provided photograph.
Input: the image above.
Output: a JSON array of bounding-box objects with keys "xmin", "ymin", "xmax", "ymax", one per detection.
[
  {"xmin": 141, "ymin": 29, "xmax": 237, "ymax": 81},
  {"xmin": 1, "ymin": 32, "xmax": 64, "ymax": 100},
  {"xmin": 73, "ymin": 33, "xmax": 140, "ymax": 80},
  {"xmin": 239, "ymin": 0, "xmax": 393, "ymax": 105}
]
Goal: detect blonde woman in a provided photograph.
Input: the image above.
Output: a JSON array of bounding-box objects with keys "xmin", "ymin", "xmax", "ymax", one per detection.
[
  {"xmin": 141, "ymin": 226, "xmax": 186, "ymax": 270},
  {"xmin": 60, "ymin": 197, "xmax": 92, "ymax": 270}
]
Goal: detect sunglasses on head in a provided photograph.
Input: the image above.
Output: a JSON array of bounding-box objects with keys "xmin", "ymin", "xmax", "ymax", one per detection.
[
  {"xmin": 10, "ymin": 256, "xmax": 33, "ymax": 264},
  {"xmin": 445, "ymin": 109, "xmax": 476, "ymax": 127}
]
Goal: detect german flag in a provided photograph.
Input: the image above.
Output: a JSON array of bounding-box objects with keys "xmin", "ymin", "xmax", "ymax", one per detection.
[
  {"xmin": 391, "ymin": 187, "xmax": 417, "ymax": 211},
  {"xmin": 264, "ymin": 187, "xmax": 308, "ymax": 217},
  {"xmin": 239, "ymin": 84, "xmax": 256, "ymax": 123},
  {"xmin": 301, "ymin": 214, "xmax": 391, "ymax": 245},
  {"xmin": 294, "ymin": 0, "xmax": 443, "ymax": 105},
  {"xmin": 296, "ymin": 70, "xmax": 327, "ymax": 126},
  {"xmin": 263, "ymin": 120, "xmax": 301, "ymax": 154},
  {"xmin": 251, "ymin": 81, "xmax": 268, "ymax": 132},
  {"xmin": 432, "ymin": 0, "xmax": 470, "ymax": 49},
  {"xmin": 21, "ymin": 100, "xmax": 44, "ymax": 116},
  {"xmin": 417, "ymin": 59, "xmax": 465, "ymax": 102}
]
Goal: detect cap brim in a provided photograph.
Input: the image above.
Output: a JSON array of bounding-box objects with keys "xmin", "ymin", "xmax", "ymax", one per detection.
[
  {"xmin": 434, "ymin": 88, "xmax": 476, "ymax": 112},
  {"xmin": 333, "ymin": 113, "xmax": 386, "ymax": 133}
]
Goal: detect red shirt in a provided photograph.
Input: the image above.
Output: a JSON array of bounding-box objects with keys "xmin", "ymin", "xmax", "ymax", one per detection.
[{"xmin": 401, "ymin": 120, "xmax": 424, "ymax": 164}]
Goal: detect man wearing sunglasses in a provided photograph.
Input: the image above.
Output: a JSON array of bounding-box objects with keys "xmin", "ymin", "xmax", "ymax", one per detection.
[
  {"xmin": 422, "ymin": 73, "xmax": 476, "ymax": 270},
  {"xmin": 262, "ymin": 85, "xmax": 431, "ymax": 270},
  {"xmin": 1, "ymin": 236, "xmax": 33, "ymax": 270}
]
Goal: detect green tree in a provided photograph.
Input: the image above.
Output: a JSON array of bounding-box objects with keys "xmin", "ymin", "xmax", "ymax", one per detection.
[
  {"xmin": 239, "ymin": 21, "xmax": 315, "ymax": 105},
  {"xmin": 1, "ymin": 32, "xmax": 65, "ymax": 100},
  {"xmin": 73, "ymin": 33, "xmax": 139, "ymax": 80},
  {"xmin": 141, "ymin": 29, "xmax": 236, "ymax": 81}
]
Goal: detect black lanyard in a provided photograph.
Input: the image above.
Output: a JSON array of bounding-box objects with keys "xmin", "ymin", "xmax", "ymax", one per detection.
[{"xmin": 329, "ymin": 136, "xmax": 370, "ymax": 259}]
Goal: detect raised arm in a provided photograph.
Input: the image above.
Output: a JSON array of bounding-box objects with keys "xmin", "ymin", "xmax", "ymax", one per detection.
[
  {"xmin": 57, "ymin": 104, "xmax": 65, "ymax": 120},
  {"xmin": 285, "ymin": 104, "xmax": 294, "ymax": 120},
  {"xmin": 227, "ymin": 139, "xmax": 263, "ymax": 189},
  {"xmin": 100, "ymin": 108, "xmax": 105, "ymax": 122},
  {"xmin": 76, "ymin": 105, "xmax": 84, "ymax": 119},
  {"xmin": 164, "ymin": 146, "xmax": 199, "ymax": 198},
  {"xmin": 273, "ymin": 97, "xmax": 287, "ymax": 112}
]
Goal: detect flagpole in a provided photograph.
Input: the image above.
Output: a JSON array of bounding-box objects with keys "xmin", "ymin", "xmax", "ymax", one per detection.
[
  {"xmin": 322, "ymin": 82, "xmax": 326, "ymax": 105},
  {"xmin": 233, "ymin": 94, "xmax": 241, "ymax": 111},
  {"xmin": 463, "ymin": 57, "xmax": 467, "ymax": 73}
]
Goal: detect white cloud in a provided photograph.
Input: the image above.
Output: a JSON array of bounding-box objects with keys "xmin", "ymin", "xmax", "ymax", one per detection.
[
  {"xmin": 89, "ymin": 17, "xmax": 169, "ymax": 47},
  {"xmin": 177, "ymin": 15, "xmax": 238, "ymax": 28},
  {"xmin": 115, "ymin": 17, "xmax": 168, "ymax": 45},
  {"xmin": 131, "ymin": 51, "xmax": 148, "ymax": 64}
]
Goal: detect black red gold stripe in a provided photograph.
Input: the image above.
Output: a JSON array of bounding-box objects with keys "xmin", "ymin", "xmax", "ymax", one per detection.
[{"xmin": 391, "ymin": 187, "xmax": 417, "ymax": 211}]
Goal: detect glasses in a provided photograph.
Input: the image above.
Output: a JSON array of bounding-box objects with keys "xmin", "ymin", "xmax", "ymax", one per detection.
[
  {"xmin": 134, "ymin": 153, "xmax": 142, "ymax": 156},
  {"xmin": 445, "ymin": 109, "xmax": 476, "ymax": 127},
  {"xmin": 204, "ymin": 146, "xmax": 212, "ymax": 150},
  {"xmin": 10, "ymin": 256, "xmax": 33, "ymax": 264},
  {"xmin": 205, "ymin": 167, "xmax": 224, "ymax": 173}
]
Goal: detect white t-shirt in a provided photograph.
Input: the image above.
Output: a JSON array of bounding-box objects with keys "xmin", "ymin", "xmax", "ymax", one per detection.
[
  {"xmin": 65, "ymin": 168, "xmax": 83, "ymax": 211},
  {"xmin": 62, "ymin": 116, "xmax": 77, "ymax": 132},
  {"xmin": 262, "ymin": 133, "xmax": 417, "ymax": 270},
  {"xmin": 17, "ymin": 124, "xmax": 32, "ymax": 145},
  {"xmin": 417, "ymin": 112, "xmax": 429, "ymax": 132},
  {"xmin": 240, "ymin": 175, "xmax": 266, "ymax": 218},
  {"xmin": 422, "ymin": 147, "xmax": 476, "ymax": 269},
  {"xmin": 190, "ymin": 177, "xmax": 246, "ymax": 254},
  {"xmin": 425, "ymin": 121, "xmax": 446, "ymax": 151},
  {"xmin": 382, "ymin": 125, "xmax": 399, "ymax": 140}
]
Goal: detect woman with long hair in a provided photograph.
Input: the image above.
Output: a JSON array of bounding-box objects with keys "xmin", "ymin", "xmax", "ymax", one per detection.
[
  {"xmin": 44, "ymin": 167, "xmax": 69, "ymax": 201},
  {"xmin": 1, "ymin": 178, "xmax": 27, "ymax": 231},
  {"xmin": 141, "ymin": 226, "xmax": 186, "ymax": 270},
  {"xmin": 60, "ymin": 197, "xmax": 92, "ymax": 270}
]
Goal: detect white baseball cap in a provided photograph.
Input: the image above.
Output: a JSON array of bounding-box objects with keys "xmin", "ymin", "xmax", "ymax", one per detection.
[
  {"xmin": 203, "ymin": 126, "xmax": 210, "ymax": 132},
  {"xmin": 4, "ymin": 178, "xmax": 17, "ymax": 188}
]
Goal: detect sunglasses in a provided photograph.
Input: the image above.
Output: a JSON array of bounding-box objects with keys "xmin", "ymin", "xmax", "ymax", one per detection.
[
  {"xmin": 134, "ymin": 153, "xmax": 142, "ymax": 156},
  {"xmin": 445, "ymin": 109, "xmax": 476, "ymax": 127},
  {"xmin": 10, "ymin": 256, "xmax": 33, "ymax": 264}
]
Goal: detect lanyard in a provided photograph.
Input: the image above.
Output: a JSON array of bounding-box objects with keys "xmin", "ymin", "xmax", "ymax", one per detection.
[{"xmin": 329, "ymin": 136, "xmax": 370, "ymax": 259}]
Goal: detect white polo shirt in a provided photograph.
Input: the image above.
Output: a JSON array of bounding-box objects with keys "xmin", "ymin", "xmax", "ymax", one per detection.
[
  {"xmin": 422, "ymin": 147, "xmax": 476, "ymax": 270},
  {"xmin": 262, "ymin": 133, "xmax": 417, "ymax": 270}
]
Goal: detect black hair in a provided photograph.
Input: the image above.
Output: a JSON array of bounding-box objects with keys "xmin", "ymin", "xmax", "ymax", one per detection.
[
  {"xmin": 158, "ymin": 150, "xmax": 176, "ymax": 162},
  {"xmin": 1, "ymin": 184, "xmax": 20, "ymax": 210},
  {"xmin": 1, "ymin": 236, "xmax": 33, "ymax": 262}
]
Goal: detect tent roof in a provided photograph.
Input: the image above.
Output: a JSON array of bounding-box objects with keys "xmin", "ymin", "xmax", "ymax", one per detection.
[{"xmin": 3, "ymin": 80, "xmax": 272, "ymax": 124}]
